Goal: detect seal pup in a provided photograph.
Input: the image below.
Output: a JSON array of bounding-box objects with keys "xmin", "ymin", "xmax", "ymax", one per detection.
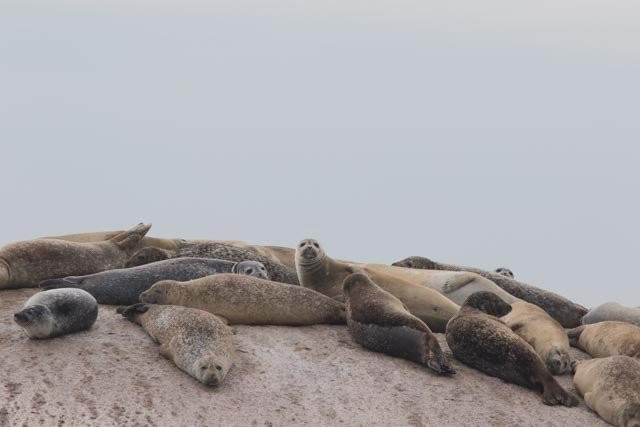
[
  {"xmin": 392, "ymin": 256, "xmax": 587, "ymax": 328},
  {"xmin": 120, "ymin": 303, "xmax": 235, "ymax": 386},
  {"xmin": 567, "ymin": 321, "xmax": 640, "ymax": 359},
  {"xmin": 39, "ymin": 258, "xmax": 268, "ymax": 305},
  {"xmin": 13, "ymin": 289, "xmax": 98, "ymax": 339},
  {"xmin": 0, "ymin": 223, "xmax": 152, "ymax": 289},
  {"xmin": 494, "ymin": 267, "xmax": 514, "ymax": 278},
  {"xmin": 295, "ymin": 239, "xmax": 459, "ymax": 332},
  {"xmin": 582, "ymin": 302, "xmax": 640, "ymax": 327},
  {"xmin": 445, "ymin": 292, "xmax": 578, "ymax": 406},
  {"xmin": 126, "ymin": 241, "xmax": 299, "ymax": 286},
  {"xmin": 502, "ymin": 301, "xmax": 572, "ymax": 374},
  {"xmin": 573, "ymin": 356, "xmax": 640, "ymax": 427},
  {"xmin": 342, "ymin": 273, "xmax": 455, "ymax": 374},
  {"xmin": 140, "ymin": 274, "xmax": 346, "ymax": 325}
]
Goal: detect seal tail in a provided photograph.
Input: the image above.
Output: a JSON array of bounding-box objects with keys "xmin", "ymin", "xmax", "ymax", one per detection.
[
  {"xmin": 110, "ymin": 223, "xmax": 152, "ymax": 251},
  {"xmin": 39, "ymin": 277, "xmax": 83, "ymax": 290}
]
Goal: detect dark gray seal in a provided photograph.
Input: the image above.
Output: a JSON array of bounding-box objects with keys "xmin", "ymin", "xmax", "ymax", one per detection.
[
  {"xmin": 126, "ymin": 241, "xmax": 299, "ymax": 286},
  {"xmin": 39, "ymin": 258, "xmax": 268, "ymax": 305},
  {"xmin": 445, "ymin": 292, "xmax": 578, "ymax": 407},
  {"xmin": 0, "ymin": 223, "xmax": 151, "ymax": 289},
  {"xmin": 392, "ymin": 256, "xmax": 587, "ymax": 328},
  {"xmin": 13, "ymin": 288, "xmax": 98, "ymax": 338},
  {"xmin": 494, "ymin": 267, "xmax": 514, "ymax": 278},
  {"xmin": 343, "ymin": 273, "xmax": 455, "ymax": 375}
]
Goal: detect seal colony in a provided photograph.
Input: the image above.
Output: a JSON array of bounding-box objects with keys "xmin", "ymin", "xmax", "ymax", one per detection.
[{"xmin": 1, "ymin": 224, "xmax": 638, "ymax": 426}]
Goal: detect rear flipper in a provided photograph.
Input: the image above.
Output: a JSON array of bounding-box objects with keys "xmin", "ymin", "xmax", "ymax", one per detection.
[
  {"xmin": 566, "ymin": 325, "xmax": 586, "ymax": 347},
  {"xmin": 39, "ymin": 276, "xmax": 83, "ymax": 290},
  {"xmin": 545, "ymin": 347, "xmax": 572, "ymax": 375},
  {"xmin": 541, "ymin": 377, "xmax": 578, "ymax": 407},
  {"xmin": 118, "ymin": 303, "xmax": 151, "ymax": 320}
]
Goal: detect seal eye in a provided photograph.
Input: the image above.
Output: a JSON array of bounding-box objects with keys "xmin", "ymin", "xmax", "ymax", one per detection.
[
  {"xmin": 246, "ymin": 269, "xmax": 253, "ymax": 275},
  {"xmin": 313, "ymin": 242, "xmax": 319, "ymax": 248},
  {"xmin": 299, "ymin": 242, "xmax": 305, "ymax": 248},
  {"xmin": 215, "ymin": 365, "xmax": 222, "ymax": 371}
]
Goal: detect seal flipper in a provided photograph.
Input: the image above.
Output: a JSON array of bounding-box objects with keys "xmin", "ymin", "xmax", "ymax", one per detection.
[
  {"xmin": 110, "ymin": 223, "xmax": 152, "ymax": 251},
  {"xmin": 441, "ymin": 274, "xmax": 476, "ymax": 294},
  {"xmin": 541, "ymin": 377, "xmax": 579, "ymax": 407},
  {"xmin": 39, "ymin": 276, "xmax": 84, "ymax": 290},
  {"xmin": 119, "ymin": 303, "xmax": 151, "ymax": 319},
  {"xmin": 567, "ymin": 325, "xmax": 586, "ymax": 347}
]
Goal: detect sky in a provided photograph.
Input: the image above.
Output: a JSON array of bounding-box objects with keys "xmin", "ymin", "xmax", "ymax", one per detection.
[{"xmin": 1, "ymin": 1, "xmax": 638, "ymax": 307}]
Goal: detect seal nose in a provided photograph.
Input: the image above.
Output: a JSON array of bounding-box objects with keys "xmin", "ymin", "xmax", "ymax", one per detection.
[{"xmin": 13, "ymin": 311, "xmax": 28, "ymax": 324}]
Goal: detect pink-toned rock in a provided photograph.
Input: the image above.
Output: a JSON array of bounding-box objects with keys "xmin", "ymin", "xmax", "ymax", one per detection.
[{"xmin": 1, "ymin": 289, "xmax": 605, "ymax": 426}]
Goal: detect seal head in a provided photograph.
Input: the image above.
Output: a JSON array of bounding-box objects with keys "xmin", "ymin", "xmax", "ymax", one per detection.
[
  {"xmin": 14, "ymin": 305, "xmax": 53, "ymax": 338},
  {"xmin": 231, "ymin": 261, "xmax": 269, "ymax": 280}
]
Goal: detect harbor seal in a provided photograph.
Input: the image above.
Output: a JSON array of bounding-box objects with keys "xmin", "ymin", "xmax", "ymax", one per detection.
[
  {"xmin": 126, "ymin": 241, "xmax": 299, "ymax": 286},
  {"xmin": 120, "ymin": 303, "xmax": 235, "ymax": 386},
  {"xmin": 295, "ymin": 239, "xmax": 459, "ymax": 332},
  {"xmin": 582, "ymin": 302, "xmax": 640, "ymax": 327},
  {"xmin": 573, "ymin": 356, "xmax": 640, "ymax": 427},
  {"xmin": 343, "ymin": 273, "xmax": 455, "ymax": 374},
  {"xmin": 494, "ymin": 267, "xmax": 514, "ymax": 278},
  {"xmin": 39, "ymin": 258, "xmax": 268, "ymax": 305},
  {"xmin": 39, "ymin": 230, "xmax": 183, "ymax": 251},
  {"xmin": 0, "ymin": 223, "xmax": 152, "ymax": 289},
  {"xmin": 502, "ymin": 301, "xmax": 572, "ymax": 374},
  {"xmin": 140, "ymin": 273, "xmax": 346, "ymax": 325},
  {"xmin": 445, "ymin": 292, "xmax": 578, "ymax": 406},
  {"xmin": 567, "ymin": 321, "xmax": 640, "ymax": 359},
  {"xmin": 13, "ymin": 288, "xmax": 98, "ymax": 339},
  {"xmin": 392, "ymin": 256, "xmax": 587, "ymax": 328}
]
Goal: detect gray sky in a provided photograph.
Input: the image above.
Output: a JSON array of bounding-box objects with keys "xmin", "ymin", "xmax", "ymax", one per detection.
[{"xmin": 1, "ymin": 1, "xmax": 638, "ymax": 307}]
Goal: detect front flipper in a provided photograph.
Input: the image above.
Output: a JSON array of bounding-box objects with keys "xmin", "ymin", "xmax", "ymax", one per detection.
[{"xmin": 441, "ymin": 274, "xmax": 476, "ymax": 294}]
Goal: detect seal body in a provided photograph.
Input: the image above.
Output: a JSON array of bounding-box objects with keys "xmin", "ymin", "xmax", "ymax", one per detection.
[
  {"xmin": 120, "ymin": 303, "xmax": 235, "ymax": 386},
  {"xmin": 445, "ymin": 292, "xmax": 578, "ymax": 406},
  {"xmin": 140, "ymin": 273, "xmax": 346, "ymax": 326},
  {"xmin": 343, "ymin": 273, "xmax": 454, "ymax": 375},
  {"xmin": 573, "ymin": 356, "xmax": 640, "ymax": 427},
  {"xmin": 126, "ymin": 241, "xmax": 299, "ymax": 286},
  {"xmin": 567, "ymin": 321, "xmax": 640, "ymax": 359},
  {"xmin": 392, "ymin": 256, "xmax": 587, "ymax": 328},
  {"xmin": 583, "ymin": 302, "xmax": 640, "ymax": 327},
  {"xmin": 13, "ymin": 288, "xmax": 98, "ymax": 339},
  {"xmin": 39, "ymin": 258, "xmax": 268, "ymax": 305},
  {"xmin": 295, "ymin": 239, "xmax": 459, "ymax": 332},
  {"xmin": 39, "ymin": 230, "xmax": 183, "ymax": 251},
  {"xmin": 0, "ymin": 223, "xmax": 151, "ymax": 289},
  {"xmin": 502, "ymin": 301, "xmax": 572, "ymax": 374}
]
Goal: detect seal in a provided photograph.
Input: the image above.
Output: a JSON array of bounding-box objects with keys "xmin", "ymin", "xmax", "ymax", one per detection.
[
  {"xmin": 119, "ymin": 303, "xmax": 235, "ymax": 386},
  {"xmin": 39, "ymin": 258, "xmax": 269, "ymax": 305},
  {"xmin": 391, "ymin": 256, "xmax": 587, "ymax": 328},
  {"xmin": 139, "ymin": 273, "xmax": 346, "ymax": 326},
  {"xmin": 39, "ymin": 230, "xmax": 183, "ymax": 251},
  {"xmin": 342, "ymin": 273, "xmax": 455, "ymax": 375},
  {"xmin": 582, "ymin": 302, "xmax": 640, "ymax": 327},
  {"xmin": 295, "ymin": 239, "xmax": 459, "ymax": 332},
  {"xmin": 126, "ymin": 241, "xmax": 299, "ymax": 286},
  {"xmin": 445, "ymin": 292, "xmax": 578, "ymax": 406},
  {"xmin": 494, "ymin": 267, "xmax": 514, "ymax": 278},
  {"xmin": 567, "ymin": 321, "xmax": 640, "ymax": 359},
  {"xmin": 572, "ymin": 356, "xmax": 640, "ymax": 427},
  {"xmin": 502, "ymin": 301, "xmax": 572, "ymax": 374},
  {"xmin": 13, "ymin": 288, "xmax": 98, "ymax": 339},
  {"xmin": 0, "ymin": 223, "xmax": 152, "ymax": 289}
]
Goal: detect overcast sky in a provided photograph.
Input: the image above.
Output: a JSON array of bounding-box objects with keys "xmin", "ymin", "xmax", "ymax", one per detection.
[{"xmin": 1, "ymin": 1, "xmax": 638, "ymax": 307}]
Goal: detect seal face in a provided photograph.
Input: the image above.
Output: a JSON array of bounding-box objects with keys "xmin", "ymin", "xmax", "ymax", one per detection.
[
  {"xmin": 343, "ymin": 273, "xmax": 454, "ymax": 375},
  {"xmin": 120, "ymin": 303, "xmax": 235, "ymax": 386},
  {"xmin": 0, "ymin": 223, "xmax": 152, "ymax": 289},
  {"xmin": 567, "ymin": 321, "xmax": 640, "ymax": 359},
  {"xmin": 139, "ymin": 274, "xmax": 346, "ymax": 326},
  {"xmin": 502, "ymin": 301, "xmax": 572, "ymax": 375},
  {"xmin": 14, "ymin": 288, "xmax": 98, "ymax": 339},
  {"xmin": 392, "ymin": 255, "xmax": 587, "ymax": 328},
  {"xmin": 573, "ymin": 356, "xmax": 640, "ymax": 427},
  {"xmin": 582, "ymin": 302, "xmax": 640, "ymax": 327},
  {"xmin": 126, "ymin": 241, "xmax": 298, "ymax": 286},
  {"xmin": 445, "ymin": 292, "xmax": 578, "ymax": 407},
  {"xmin": 494, "ymin": 267, "xmax": 514, "ymax": 278},
  {"xmin": 39, "ymin": 258, "xmax": 269, "ymax": 305}
]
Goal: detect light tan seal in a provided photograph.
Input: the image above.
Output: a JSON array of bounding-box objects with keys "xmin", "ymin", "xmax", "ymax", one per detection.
[
  {"xmin": 343, "ymin": 273, "xmax": 455, "ymax": 375},
  {"xmin": 573, "ymin": 356, "xmax": 640, "ymax": 427},
  {"xmin": 446, "ymin": 292, "xmax": 578, "ymax": 406},
  {"xmin": 40, "ymin": 229, "xmax": 183, "ymax": 251},
  {"xmin": 502, "ymin": 301, "xmax": 572, "ymax": 374},
  {"xmin": 119, "ymin": 303, "xmax": 235, "ymax": 386},
  {"xmin": 0, "ymin": 223, "xmax": 151, "ymax": 289},
  {"xmin": 567, "ymin": 321, "xmax": 640, "ymax": 359},
  {"xmin": 140, "ymin": 273, "xmax": 346, "ymax": 326},
  {"xmin": 295, "ymin": 239, "xmax": 459, "ymax": 332}
]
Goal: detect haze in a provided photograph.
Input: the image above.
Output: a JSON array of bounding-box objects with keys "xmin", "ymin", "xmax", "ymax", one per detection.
[{"xmin": 1, "ymin": 1, "xmax": 638, "ymax": 307}]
